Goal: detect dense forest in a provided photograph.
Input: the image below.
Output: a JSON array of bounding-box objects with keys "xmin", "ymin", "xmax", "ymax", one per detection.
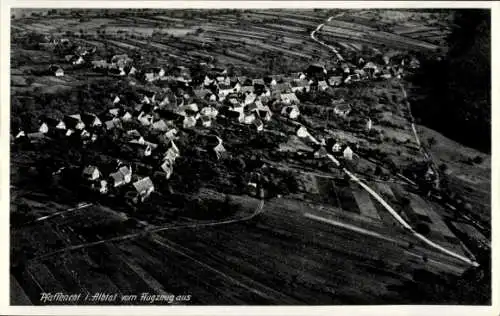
[{"xmin": 410, "ymin": 9, "xmax": 491, "ymax": 153}]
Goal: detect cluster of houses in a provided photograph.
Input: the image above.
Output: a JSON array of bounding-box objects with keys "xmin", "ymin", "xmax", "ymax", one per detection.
[
  {"xmin": 278, "ymin": 124, "xmax": 355, "ymax": 163},
  {"xmin": 15, "ymin": 49, "xmax": 421, "ymax": 202}
]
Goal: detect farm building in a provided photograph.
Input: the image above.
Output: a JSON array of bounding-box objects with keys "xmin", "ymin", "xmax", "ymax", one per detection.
[
  {"xmin": 334, "ymin": 104, "xmax": 352, "ymax": 117},
  {"xmin": 243, "ymin": 113, "xmax": 256, "ymax": 125},
  {"xmin": 81, "ymin": 113, "xmax": 102, "ymax": 128},
  {"xmin": 331, "ymin": 142, "xmax": 342, "ymax": 153},
  {"xmin": 71, "ymin": 55, "xmax": 85, "ymax": 65},
  {"xmin": 161, "ymin": 160, "xmax": 174, "ymax": 179},
  {"xmin": 109, "ymin": 165, "xmax": 133, "ymax": 188},
  {"xmin": 239, "ymin": 85, "xmax": 254, "ymax": 95},
  {"xmin": 314, "ymin": 147, "xmax": 329, "ymax": 159},
  {"xmin": 183, "ymin": 116, "xmax": 197, "ymax": 129},
  {"xmin": 343, "ymin": 146, "xmax": 353, "ymax": 160},
  {"xmin": 213, "ymin": 142, "xmax": 227, "ymax": 160},
  {"xmin": 290, "ymin": 72, "xmax": 307, "ymax": 80},
  {"xmin": 318, "ymin": 80, "xmax": 329, "ymax": 91},
  {"xmin": 163, "ymin": 141, "xmax": 180, "ymax": 163},
  {"xmin": 200, "ymin": 115, "xmax": 212, "ymax": 127},
  {"xmin": 280, "ymin": 93, "xmax": 300, "ymax": 105},
  {"xmin": 91, "ymin": 60, "xmax": 109, "ymax": 69},
  {"xmin": 82, "ymin": 166, "xmax": 101, "ymax": 181},
  {"xmin": 200, "ymin": 106, "xmax": 219, "ymax": 119},
  {"xmin": 39, "ymin": 117, "xmax": 66, "ymax": 133},
  {"xmin": 152, "ymin": 119, "xmax": 169, "ymax": 132},
  {"xmin": 243, "ymin": 92, "xmax": 257, "ymax": 105},
  {"xmin": 64, "ymin": 114, "xmax": 85, "ymax": 130},
  {"xmin": 363, "ymin": 62, "xmax": 379, "ymax": 75},
  {"xmin": 254, "ymin": 118, "xmax": 264, "ymax": 132},
  {"xmin": 257, "ymin": 106, "xmax": 273, "ymax": 121},
  {"xmin": 132, "ymin": 177, "xmax": 155, "ymax": 202},
  {"xmin": 122, "ymin": 112, "xmax": 133, "ymax": 121},
  {"xmin": 164, "ymin": 128, "xmax": 178, "ymax": 141},
  {"xmin": 328, "ymin": 76, "xmax": 343, "ymax": 86},
  {"xmin": 296, "ymin": 126, "xmax": 309, "ymax": 138},
  {"xmin": 109, "ymin": 108, "xmax": 120, "ymax": 117},
  {"xmin": 49, "ymin": 65, "xmax": 64, "ymax": 77},
  {"xmin": 93, "ymin": 180, "xmax": 108, "ymax": 194},
  {"xmin": 290, "ymin": 79, "xmax": 310, "ymax": 93},
  {"xmin": 104, "ymin": 119, "xmax": 120, "ymax": 131},
  {"xmin": 281, "ymin": 105, "xmax": 300, "ymax": 119},
  {"xmin": 110, "ymin": 54, "xmax": 132, "ymax": 68},
  {"xmin": 138, "ymin": 112, "xmax": 154, "ymax": 126}
]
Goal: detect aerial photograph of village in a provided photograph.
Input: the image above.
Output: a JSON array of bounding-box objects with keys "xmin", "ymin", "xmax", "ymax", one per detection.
[{"xmin": 9, "ymin": 7, "xmax": 491, "ymax": 305}]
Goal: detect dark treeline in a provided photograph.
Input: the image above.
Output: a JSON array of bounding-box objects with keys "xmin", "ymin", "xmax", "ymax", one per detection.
[{"xmin": 410, "ymin": 9, "xmax": 491, "ymax": 153}]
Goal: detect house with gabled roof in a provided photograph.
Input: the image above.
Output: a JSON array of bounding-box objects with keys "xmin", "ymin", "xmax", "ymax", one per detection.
[
  {"xmin": 81, "ymin": 113, "xmax": 102, "ymax": 128},
  {"xmin": 318, "ymin": 80, "xmax": 329, "ymax": 91},
  {"xmin": 257, "ymin": 106, "xmax": 272, "ymax": 121},
  {"xmin": 218, "ymin": 83, "xmax": 236, "ymax": 99},
  {"xmin": 242, "ymin": 91, "xmax": 257, "ymax": 106},
  {"xmin": 161, "ymin": 160, "xmax": 174, "ymax": 179},
  {"xmin": 39, "ymin": 117, "xmax": 66, "ymax": 133},
  {"xmin": 109, "ymin": 108, "xmax": 121, "ymax": 117},
  {"xmin": 164, "ymin": 128, "xmax": 178, "ymax": 141},
  {"xmin": 246, "ymin": 102, "xmax": 258, "ymax": 113},
  {"xmin": 138, "ymin": 112, "xmax": 154, "ymax": 126},
  {"xmin": 104, "ymin": 118, "xmax": 121, "ymax": 131},
  {"xmin": 254, "ymin": 118, "xmax": 264, "ymax": 132},
  {"xmin": 82, "ymin": 165, "xmax": 101, "ymax": 181},
  {"xmin": 132, "ymin": 177, "xmax": 154, "ymax": 202},
  {"xmin": 280, "ymin": 93, "xmax": 300, "ymax": 105},
  {"xmin": 334, "ymin": 103, "xmax": 352, "ymax": 117},
  {"xmin": 314, "ymin": 147, "xmax": 329, "ymax": 159},
  {"xmin": 239, "ymin": 85, "xmax": 254, "ymax": 95},
  {"xmin": 200, "ymin": 115, "xmax": 212, "ymax": 127},
  {"xmin": 290, "ymin": 79, "xmax": 310, "ymax": 93},
  {"xmin": 49, "ymin": 64, "xmax": 64, "ymax": 77},
  {"xmin": 328, "ymin": 76, "xmax": 343, "ymax": 87},
  {"xmin": 331, "ymin": 142, "xmax": 342, "ymax": 153},
  {"xmin": 213, "ymin": 142, "xmax": 227, "ymax": 160},
  {"xmin": 343, "ymin": 146, "xmax": 353, "ymax": 160},
  {"xmin": 243, "ymin": 113, "xmax": 256, "ymax": 125},
  {"xmin": 64, "ymin": 114, "xmax": 85, "ymax": 130},
  {"xmin": 183, "ymin": 115, "xmax": 197, "ymax": 129},
  {"xmin": 152, "ymin": 119, "xmax": 169, "ymax": 132},
  {"xmin": 296, "ymin": 125, "xmax": 309, "ymax": 138},
  {"xmin": 163, "ymin": 140, "xmax": 180, "ymax": 164},
  {"xmin": 200, "ymin": 106, "xmax": 218, "ymax": 119},
  {"xmin": 122, "ymin": 111, "xmax": 133, "ymax": 122},
  {"xmin": 109, "ymin": 165, "xmax": 133, "ymax": 188},
  {"xmin": 281, "ymin": 105, "xmax": 300, "ymax": 119}
]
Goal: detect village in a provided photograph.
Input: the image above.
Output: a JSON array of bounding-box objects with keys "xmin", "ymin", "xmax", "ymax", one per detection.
[
  {"xmin": 9, "ymin": 8, "xmax": 491, "ymax": 306},
  {"xmin": 12, "ymin": 31, "xmax": 429, "ymax": 208}
]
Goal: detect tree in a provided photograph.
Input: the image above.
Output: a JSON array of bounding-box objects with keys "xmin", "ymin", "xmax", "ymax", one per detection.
[
  {"xmin": 472, "ymin": 155, "xmax": 484, "ymax": 164},
  {"xmin": 427, "ymin": 136, "xmax": 437, "ymax": 148},
  {"xmin": 438, "ymin": 163, "xmax": 448, "ymax": 173}
]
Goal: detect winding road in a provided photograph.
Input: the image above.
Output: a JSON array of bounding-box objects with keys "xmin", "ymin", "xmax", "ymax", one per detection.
[
  {"xmin": 32, "ymin": 199, "xmax": 265, "ymax": 262},
  {"xmin": 310, "ymin": 13, "xmax": 345, "ymax": 62},
  {"xmin": 310, "ymin": 13, "xmax": 478, "ymax": 267}
]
